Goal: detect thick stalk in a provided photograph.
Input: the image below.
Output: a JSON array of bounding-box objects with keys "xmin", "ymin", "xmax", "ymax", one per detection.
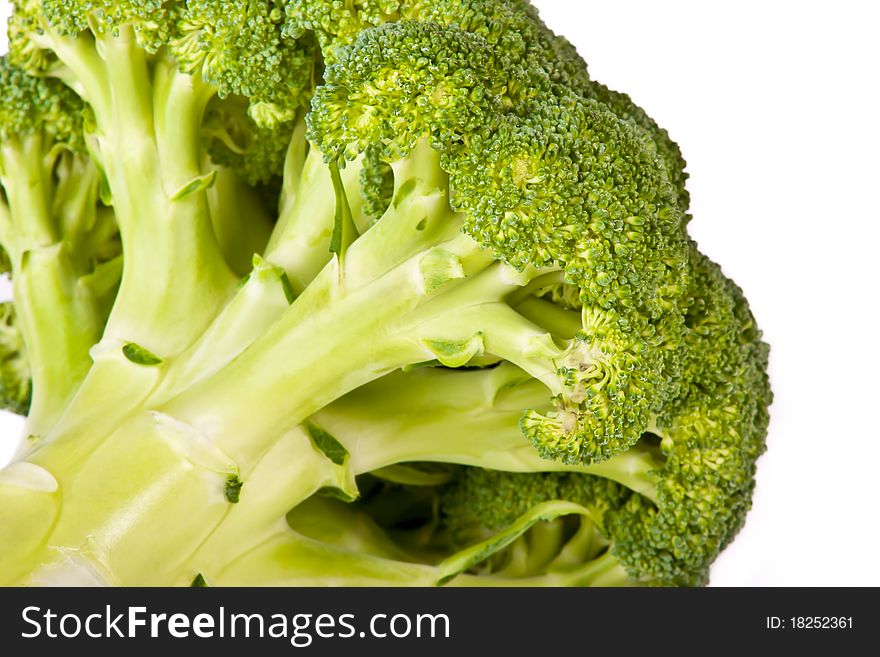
[
  {"xmin": 157, "ymin": 257, "xmax": 444, "ymax": 469},
  {"xmin": 411, "ymin": 297, "xmax": 562, "ymax": 389},
  {"xmin": 33, "ymin": 28, "xmax": 111, "ymax": 119},
  {"xmin": 0, "ymin": 401, "xmax": 354, "ymax": 585},
  {"xmin": 0, "ymin": 462, "xmax": 61, "ymax": 585},
  {"xmin": 210, "ymin": 529, "xmax": 440, "ymax": 586},
  {"xmin": 0, "ymin": 138, "xmax": 55, "ymax": 245},
  {"xmin": 150, "ymin": 142, "xmax": 486, "ymax": 423},
  {"xmin": 12, "ymin": 248, "xmax": 100, "ymax": 439},
  {"xmin": 157, "ymin": 257, "xmax": 293, "ymax": 396},
  {"xmin": 140, "ymin": 145, "xmax": 476, "ymax": 416},
  {"xmin": 208, "ymin": 532, "xmax": 632, "ymax": 586},
  {"xmin": 43, "ymin": 32, "xmax": 236, "ymax": 443},
  {"xmin": 183, "ymin": 364, "xmax": 661, "ymax": 580},
  {"xmin": 157, "ymin": 251, "xmax": 533, "ymax": 471},
  {"xmin": 6, "ymin": 405, "xmax": 266, "ymax": 585},
  {"xmin": 0, "ymin": 136, "xmax": 101, "ymax": 437},
  {"xmin": 93, "ymin": 35, "xmax": 234, "ymax": 354},
  {"xmin": 11, "ymin": 235, "xmax": 487, "ymax": 572},
  {"xmin": 182, "ymin": 426, "xmax": 358, "ymax": 584},
  {"xmin": 43, "ymin": 26, "xmax": 235, "ymax": 350}
]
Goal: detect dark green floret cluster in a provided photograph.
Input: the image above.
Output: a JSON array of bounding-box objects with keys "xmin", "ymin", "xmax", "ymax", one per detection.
[{"xmin": 0, "ymin": 0, "xmax": 770, "ymax": 587}]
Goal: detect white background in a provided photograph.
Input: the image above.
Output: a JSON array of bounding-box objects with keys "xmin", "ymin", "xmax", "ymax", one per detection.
[{"xmin": 1, "ymin": 1, "xmax": 878, "ymax": 586}]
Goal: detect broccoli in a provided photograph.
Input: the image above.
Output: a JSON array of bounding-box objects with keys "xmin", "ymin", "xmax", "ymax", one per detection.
[
  {"xmin": 0, "ymin": 300, "xmax": 31, "ymax": 416},
  {"xmin": 0, "ymin": 0, "xmax": 770, "ymax": 587},
  {"xmin": 0, "ymin": 57, "xmax": 119, "ymax": 438}
]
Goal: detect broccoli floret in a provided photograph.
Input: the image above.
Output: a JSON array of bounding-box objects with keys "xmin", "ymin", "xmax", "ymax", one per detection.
[
  {"xmin": 0, "ymin": 302, "xmax": 31, "ymax": 416},
  {"xmin": 305, "ymin": 20, "xmax": 691, "ymax": 464},
  {"xmin": 172, "ymin": 0, "xmax": 317, "ymax": 124},
  {"xmin": 610, "ymin": 248, "xmax": 771, "ymax": 586},
  {"xmin": 432, "ymin": 250, "xmax": 771, "ymax": 587},
  {"xmin": 0, "ymin": 1, "xmax": 770, "ymax": 588},
  {"xmin": 287, "ymin": 0, "xmax": 692, "ymax": 211},
  {"xmin": 359, "ymin": 144, "xmax": 396, "ymax": 226}
]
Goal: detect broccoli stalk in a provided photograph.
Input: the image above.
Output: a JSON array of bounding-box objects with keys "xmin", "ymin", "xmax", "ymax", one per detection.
[
  {"xmin": 264, "ymin": 115, "xmax": 369, "ymax": 293},
  {"xmin": 0, "ymin": 59, "xmax": 117, "ymax": 437},
  {"xmin": 0, "ymin": 363, "xmax": 658, "ymax": 586},
  {"xmin": 5, "ymin": 18, "xmax": 227, "ymax": 442},
  {"xmin": 312, "ymin": 364, "xmax": 661, "ymax": 501},
  {"xmin": 18, "ymin": 16, "xmax": 236, "ymax": 352}
]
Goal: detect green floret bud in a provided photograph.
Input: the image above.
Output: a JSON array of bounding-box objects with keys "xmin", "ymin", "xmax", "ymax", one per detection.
[
  {"xmin": 0, "ymin": 302, "xmax": 32, "ymax": 416},
  {"xmin": 40, "ymin": 0, "xmax": 177, "ymax": 52},
  {"xmin": 306, "ymin": 18, "xmax": 690, "ymax": 469},
  {"xmin": 359, "ymin": 144, "xmax": 395, "ymax": 225},
  {"xmin": 0, "ymin": 56, "xmax": 85, "ymax": 151},
  {"xmin": 284, "ymin": 0, "xmax": 403, "ymax": 64},
  {"xmin": 521, "ymin": 308, "xmax": 660, "ymax": 464},
  {"xmin": 173, "ymin": 0, "xmax": 318, "ymax": 125},
  {"xmin": 435, "ymin": 251, "xmax": 770, "ymax": 587},
  {"xmin": 587, "ymin": 83, "xmax": 691, "ymax": 216},
  {"xmin": 410, "ymin": 0, "xmax": 588, "ymax": 98},
  {"xmin": 287, "ymin": 0, "xmax": 578, "ymax": 96},
  {"xmin": 605, "ymin": 251, "xmax": 771, "ymax": 586},
  {"xmin": 440, "ymin": 468, "xmax": 616, "ymax": 538},
  {"xmin": 449, "ymin": 97, "xmax": 687, "ymax": 315},
  {"xmin": 410, "ymin": 2, "xmax": 692, "ymax": 213},
  {"xmin": 309, "ymin": 21, "xmax": 526, "ymax": 162},
  {"xmin": 295, "ymin": 0, "xmax": 691, "ymax": 215},
  {"xmin": 7, "ymin": 1, "xmax": 48, "ymax": 72}
]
